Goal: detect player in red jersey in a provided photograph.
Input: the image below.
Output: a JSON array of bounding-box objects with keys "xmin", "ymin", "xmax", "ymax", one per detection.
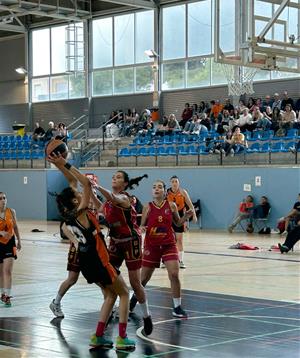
[
  {"xmin": 95, "ymin": 171, "xmax": 153, "ymax": 335},
  {"xmin": 130, "ymin": 180, "xmax": 193, "ymax": 318}
]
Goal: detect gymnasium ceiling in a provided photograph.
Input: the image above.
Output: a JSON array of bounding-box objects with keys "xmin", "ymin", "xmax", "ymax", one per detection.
[{"xmin": 0, "ymin": 0, "xmax": 161, "ymax": 38}]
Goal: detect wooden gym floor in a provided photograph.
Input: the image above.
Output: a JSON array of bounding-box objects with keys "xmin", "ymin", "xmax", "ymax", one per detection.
[{"xmin": 0, "ymin": 221, "xmax": 299, "ymax": 358}]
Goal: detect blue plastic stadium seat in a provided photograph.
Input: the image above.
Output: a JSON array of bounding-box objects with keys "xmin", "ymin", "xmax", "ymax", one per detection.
[
  {"xmin": 129, "ymin": 148, "xmax": 137, "ymax": 156},
  {"xmin": 188, "ymin": 145, "xmax": 198, "ymax": 155},
  {"xmin": 247, "ymin": 131, "xmax": 261, "ymax": 141},
  {"xmin": 17, "ymin": 151, "xmax": 25, "ymax": 160},
  {"xmin": 260, "ymin": 142, "xmax": 270, "ymax": 153},
  {"xmin": 157, "ymin": 146, "xmax": 167, "ymax": 156},
  {"xmin": 148, "ymin": 147, "xmax": 156, "ymax": 156},
  {"xmin": 282, "ymin": 141, "xmax": 296, "ymax": 153},
  {"xmin": 137, "ymin": 147, "xmax": 148, "ymax": 156},
  {"xmin": 247, "ymin": 142, "xmax": 260, "ymax": 153},
  {"xmin": 24, "ymin": 151, "xmax": 31, "ymax": 160},
  {"xmin": 119, "ymin": 148, "xmax": 130, "ymax": 157},
  {"xmin": 286, "ymin": 129, "xmax": 299, "ymax": 140},
  {"xmin": 166, "ymin": 146, "xmax": 177, "ymax": 156},
  {"xmin": 270, "ymin": 142, "xmax": 283, "ymax": 153},
  {"xmin": 178, "ymin": 145, "xmax": 188, "ymax": 155}
]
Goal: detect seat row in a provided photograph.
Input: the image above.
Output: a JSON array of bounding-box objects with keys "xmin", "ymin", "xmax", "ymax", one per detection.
[
  {"xmin": 0, "ymin": 149, "xmax": 45, "ymax": 160},
  {"xmin": 119, "ymin": 141, "xmax": 299, "ymax": 157},
  {"xmin": 0, "ymin": 134, "xmax": 32, "ymax": 142}
]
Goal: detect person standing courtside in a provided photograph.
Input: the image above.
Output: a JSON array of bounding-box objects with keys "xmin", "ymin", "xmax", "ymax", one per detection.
[
  {"xmin": 166, "ymin": 176, "xmax": 197, "ymax": 268},
  {"xmin": 0, "ymin": 192, "xmax": 22, "ymax": 307}
]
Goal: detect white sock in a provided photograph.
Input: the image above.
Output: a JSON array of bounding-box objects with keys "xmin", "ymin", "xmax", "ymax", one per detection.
[
  {"xmin": 139, "ymin": 301, "xmax": 150, "ymax": 318},
  {"xmin": 173, "ymin": 297, "xmax": 181, "ymax": 308},
  {"xmin": 54, "ymin": 293, "xmax": 62, "ymax": 305},
  {"xmin": 179, "ymin": 251, "xmax": 184, "ymax": 262}
]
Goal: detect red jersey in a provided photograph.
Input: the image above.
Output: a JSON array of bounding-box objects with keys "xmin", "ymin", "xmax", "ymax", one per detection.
[
  {"xmin": 103, "ymin": 192, "xmax": 141, "ymax": 240},
  {"xmin": 145, "ymin": 200, "xmax": 176, "ymax": 246}
]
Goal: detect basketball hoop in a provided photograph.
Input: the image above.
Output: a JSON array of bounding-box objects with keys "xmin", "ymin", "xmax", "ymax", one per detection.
[{"xmin": 221, "ymin": 63, "xmax": 258, "ymax": 97}]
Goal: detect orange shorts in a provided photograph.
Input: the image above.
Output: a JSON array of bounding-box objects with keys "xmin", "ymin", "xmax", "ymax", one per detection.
[{"xmin": 142, "ymin": 241, "xmax": 179, "ymax": 268}]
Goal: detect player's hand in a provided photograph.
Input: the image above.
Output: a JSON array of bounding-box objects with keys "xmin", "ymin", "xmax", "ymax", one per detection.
[
  {"xmin": 16, "ymin": 241, "xmax": 21, "ymax": 250},
  {"xmin": 47, "ymin": 152, "xmax": 66, "ymax": 167},
  {"xmin": 192, "ymin": 214, "xmax": 198, "ymax": 223},
  {"xmin": 184, "ymin": 209, "xmax": 194, "ymax": 220}
]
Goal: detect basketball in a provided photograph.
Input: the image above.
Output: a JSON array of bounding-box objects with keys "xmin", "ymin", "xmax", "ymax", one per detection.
[{"xmin": 45, "ymin": 139, "xmax": 68, "ymax": 159}]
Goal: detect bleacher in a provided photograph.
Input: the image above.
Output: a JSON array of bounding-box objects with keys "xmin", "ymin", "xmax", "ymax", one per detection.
[
  {"xmin": 116, "ymin": 129, "xmax": 300, "ymax": 166},
  {"xmin": 0, "ymin": 134, "xmax": 45, "ymax": 167}
]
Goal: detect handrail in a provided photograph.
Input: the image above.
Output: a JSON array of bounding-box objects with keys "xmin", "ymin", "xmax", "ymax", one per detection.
[{"xmin": 68, "ymin": 114, "xmax": 87, "ymax": 130}]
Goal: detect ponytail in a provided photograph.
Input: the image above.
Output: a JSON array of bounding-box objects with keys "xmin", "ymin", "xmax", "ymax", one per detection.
[{"xmin": 118, "ymin": 171, "xmax": 148, "ymax": 190}]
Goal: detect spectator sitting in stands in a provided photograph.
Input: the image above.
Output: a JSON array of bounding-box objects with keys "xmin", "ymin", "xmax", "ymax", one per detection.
[
  {"xmin": 216, "ymin": 109, "xmax": 232, "ymax": 135},
  {"xmin": 228, "ymin": 195, "xmax": 254, "ymax": 233},
  {"xmin": 139, "ymin": 116, "xmax": 155, "ymax": 137},
  {"xmin": 192, "ymin": 117, "xmax": 208, "ymax": 136},
  {"xmin": 183, "ymin": 114, "xmax": 198, "ymax": 134},
  {"xmin": 237, "ymin": 107, "xmax": 253, "ymax": 131},
  {"xmin": 271, "ymin": 107, "xmax": 282, "ymax": 133},
  {"xmin": 272, "ymin": 93, "xmax": 281, "ymax": 111},
  {"xmin": 281, "ymin": 91, "xmax": 294, "ymax": 110},
  {"xmin": 259, "ymin": 106, "xmax": 273, "ymax": 131},
  {"xmin": 199, "ymin": 113, "xmax": 211, "ymax": 131},
  {"xmin": 32, "ymin": 122, "xmax": 45, "ymax": 142},
  {"xmin": 223, "ymin": 126, "xmax": 247, "ymax": 157},
  {"xmin": 167, "ymin": 113, "xmax": 180, "ymax": 134},
  {"xmin": 180, "ymin": 103, "xmax": 193, "ymax": 128},
  {"xmin": 198, "ymin": 101, "xmax": 207, "ymax": 114},
  {"xmin": 281, "ymin": 104, "xmax": 296, "ymax": 131},
  {"xmin": 210, "ymin": 100, "xmax": 223, "ymax": 125},
  {"xmin": 261, "ymin": 95, "xmax": 273, "ymax": 113},
  {"xmin": 295, "ymin": 97, "xmax": 300, "ymax": 114},
  {"xmin": 55, "ymin": 122, "xmax": 69, "ymax": 143},
  {"xmin": 223, "ymin": 98, "xmax": 234, "ymax": 115},
  {"xmin": 247, "ymin": 97, "xmax": 257, "ymax": 113},
  {"xmin": 44, "ymin": 121, "xmax": 55, "ymax": 142},
  {"xmin": 192, "ymin": 103, "xmax": 198, "ymax": 115}
]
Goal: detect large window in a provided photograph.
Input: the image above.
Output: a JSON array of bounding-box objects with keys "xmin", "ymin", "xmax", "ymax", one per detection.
[
  {"xmin": 31, "ymin": 24, "xmax": 86, "ymax": 102},
  {"xmin": 92, "ymin": 10, "xmax": 154, "ymax": 96}
]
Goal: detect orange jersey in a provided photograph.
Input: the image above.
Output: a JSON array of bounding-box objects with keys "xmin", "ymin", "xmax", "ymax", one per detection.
[
  {"xmin": 167, "ymin": 189, "xmax": 186, "ymax": 212},
  {"xmin": 0, "ymin": 208, "xmax": 14, "ymax": 244}
]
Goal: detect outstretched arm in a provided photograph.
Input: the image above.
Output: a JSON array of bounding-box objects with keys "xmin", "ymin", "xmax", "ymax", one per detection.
[
  {"xmin": 96, "ymin": 185, "xmax": 130, "ymax": 208},
  {"xmin": 182, "ymin": 189, "xmax": 197, "ymax": 222}
]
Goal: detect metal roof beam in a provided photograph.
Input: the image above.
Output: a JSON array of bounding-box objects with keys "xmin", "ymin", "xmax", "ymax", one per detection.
[
  {"xmin": 99, "ymin": 0, "xmax": 155, "ymax": 10},
  {"xmin": 0, "ymin": 23, "xmax": 26, "ymax": 33},
  {"xmin": 0, "ymin": 5, "xmax": 87, "ymax": 22}
]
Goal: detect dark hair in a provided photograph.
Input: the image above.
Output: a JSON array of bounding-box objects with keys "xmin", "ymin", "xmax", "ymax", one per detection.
[
  {"xmin": 56, "ymin": 187, "xmax": 79, "ymax": 221},
  {"xmin": 170, "ymin": 175, "xmax": 179, "ymax": 180},
  {"xmin": 232, "ymin": 125, "xmax": 240, "ymax": 133},
  {"xmin": 118, "ymin": 171, "xmax": 148, "ymax": 190},
  {"xmin": 261, "ymin": 196, "xmax": 268, "ymax": 201},
  {"xmin": 247, "ymin": 195, "xmax": 254, "ymax": 202}
]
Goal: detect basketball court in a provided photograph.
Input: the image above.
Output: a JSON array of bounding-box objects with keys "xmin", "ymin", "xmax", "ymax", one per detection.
[{"xmin": 0, "ymin": 222, "xmax": 299, "ymax": 357}]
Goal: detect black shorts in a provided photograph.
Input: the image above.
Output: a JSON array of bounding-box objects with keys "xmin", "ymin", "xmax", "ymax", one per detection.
[
  {"xmin": 79, "ymin": 245, "xmax": 120, "ymax": 287},
  {"xmin": 67, "ymin": 243, "xmax": 80, "ymax": 273},
  {"xmin": 0, "ymin": 236, "xmax": 17, "ymax": 263},
  {"xmin": 172, "ymin": 210, "xmax": 186, "ymax": 233}
]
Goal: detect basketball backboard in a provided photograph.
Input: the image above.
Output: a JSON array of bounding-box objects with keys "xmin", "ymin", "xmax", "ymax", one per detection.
[{"xmin": 214, "ymin": 0, "xmax": 300, "ymax": 73}]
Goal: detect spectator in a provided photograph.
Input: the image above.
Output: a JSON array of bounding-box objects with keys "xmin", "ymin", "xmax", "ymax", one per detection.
[
  {"xmin": 271, "ymin": 107, "xmax": 282, "ymax": 132},
  {"xmin": 199, "ymin": 113, "xmax": 211, "ymax": 131},
  {"xmin": 223, "ymin": 126, "xmax": 247, "ymax": 156},
  {"xmin": 261, "ymin": 95, "xmax": 273, "ymax": 113},
  {"xmin": 183, "ymin": 114, "xmax": 198, "ymax": 133},
  {"xmin": 295, "ymin": 98, "xmax": 300, "ymax": 113},
  {"xmin": 32, "ymin": 122, "xmax": 45, "ymax": 142},
  {"xmin": 237, "ymin": 107, "xmax": 253, "ymax": 131},
  {"xmin": 191, "ymin": 104, "xmax": 198, "ymax": 115},
  {"xmin": 259, "ymin": 106, "xmax": 273, "ymax": 130},
  {"xmin": 228, "ymin": 195, "xmax": 254, "ymax": 233},
  {"xmin": 180, "ymin": 103, "xmax": 193, "ymax": 128},
  {"xmin": 191, "ymin": 117, "xmax": 208, "ymax": 136},
  {"xmin": 272, "ymin": 93, "xmax": 282, "ymax": 111},
  {"xmin": 223, "ymin": 98, "xmax": 234, "ymax": 115},
  {"xmin": 248, "ymin": 196, "xmax": 271, "ymax": 224},
  {"xmin": 198, "ymin": 101, "xmax": 206, "ymax": 114},
  {"xmin": 167, "ymin": 114, "xmax": 180, "ymax": 132},
  {"xmin": 210, "ymin": 100, "xmax": 223, "ymax": 123},
  {"xmin": 44, "ymin": 121, "xmax": 56, "ymax": 142},
  {"xmin": 281, "ymin": 104, "xmax": 296, "ymax": 131},
  {"xmin": 281, "ymin": 91, "xmax": 294, "ymax": 110},
  {"xmin": 55, "ymin": 122, "xmax": 69, "ymax": 143},
  {"xmin": 216, "ymin": 109, "xmax": 232, "ymax": 134}
]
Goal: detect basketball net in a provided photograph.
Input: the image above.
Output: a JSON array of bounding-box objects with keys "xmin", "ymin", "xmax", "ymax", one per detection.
[{"xmin": 221, "ymin": 63, "xmax": 258, "ymax": 97}]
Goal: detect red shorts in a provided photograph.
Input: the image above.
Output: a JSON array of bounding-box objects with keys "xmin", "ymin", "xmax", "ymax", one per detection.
[
  {"xmin": 109, "ymin": 236, "xmax": 142, "ymax": 271},
  {"xmin": 142, "ymin": 241, "xmax": 179, "ymax": 268},
  {"xmin": 67, "ymin": 243, "xmax": 80, "ymax": 273}
]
